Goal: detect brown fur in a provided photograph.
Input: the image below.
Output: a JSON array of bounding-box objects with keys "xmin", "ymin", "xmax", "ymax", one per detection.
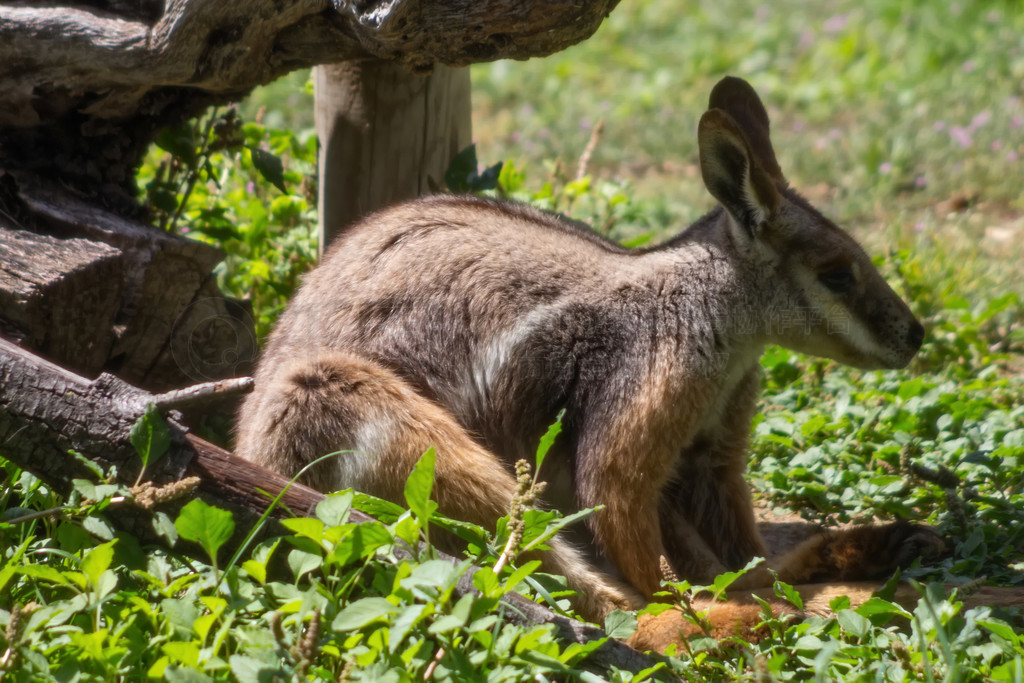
[
  {"xmin": 241, "ymin": 351, "xmax": 641, "ymax": 619},
  {"xmin": 235, "ymin": 77, "xmax": 937, "ymax": 633}
]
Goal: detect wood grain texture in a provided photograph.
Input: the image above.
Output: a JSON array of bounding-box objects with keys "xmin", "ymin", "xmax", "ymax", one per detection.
[
  {"xmin": 1, "ymin": 176, "xmax": 256, "ymax": 390},
  {"xmin": 0, "ymin": 0, "xmax": 618, "ymax": 202},
  {"xmin": 0, "ymin": 225, "xmax": 122, "ymax": 376},
  {"xmin": 314, "ymin": 61, "xmax": 471, "ymax": 249}
]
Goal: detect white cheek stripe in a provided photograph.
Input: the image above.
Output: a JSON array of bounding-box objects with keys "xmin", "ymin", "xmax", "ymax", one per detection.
[{"xmin": 815, "ymin": 292, "xmax": 892, "ymax": 364}]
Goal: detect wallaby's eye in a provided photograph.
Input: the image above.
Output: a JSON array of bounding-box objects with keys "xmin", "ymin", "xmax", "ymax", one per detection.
[{"xmin": 818, "ymin": 268, "xmax": 856, "ymax": 293}]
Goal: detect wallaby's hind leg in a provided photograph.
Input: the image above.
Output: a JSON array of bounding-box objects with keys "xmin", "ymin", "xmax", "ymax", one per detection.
[{"xmin": 235, "ymin": 351, "xmax": 641, "ymax": 620}]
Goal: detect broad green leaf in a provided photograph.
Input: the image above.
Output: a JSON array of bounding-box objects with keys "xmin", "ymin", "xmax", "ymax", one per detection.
[
  {"xmin": 175, "ymin": 499, "xmax": 235, "ymax": 564},
  {"xmin": 474, "ymin": 160, "xmax": 504, "ymax": 192},
  {"xmin": 18, "ymin": 649, "xmax": 49, "ymax": 675},
  {"xmin": 316, "ymin": 490, "xmax": 354, "ymax": 526},
  {"xmin": 404, "ymin": 559, "xmax": 460, "ymax": 595},
  {"xmin": 331, "ymin": 522, "xmax": 393, "ymax": 565},
  {"xmin": 241, "ymin": 559, "xmax": 266, "ymax": 584},
  {"xmin": 446, "ymin": 144, "xmax": 502, "ymax": 192},
  {"xmin": 82, "ymin": 514, "xmax": 115, "ymax": 541},
  {"xmin": 535, "ymin": 411, "xmax": 564, "ymax": 473},
  {"xmin": 451, "ymin": 593, "xmax": 475, "ymax": 622},
  {"xmin": 80, "ymin": 540, "xmax": 117, "ymax": 584},
  {"xmin": 897, "ymin": 377, "xmax": 927, "ymax": 400},
  {"xmin": 248, "ymin": 147, "xmax": 287, "ymax": 193},
  {"xmin": 161, "ymin": 598, "xmax": 200, "ymax": 638},
  {"xmin": 497, "ymin": 158, "xmax": 524, "ymax": 193},
  {"xmin": 521, "ymin": 507, "xmax": 597, "ymax": 552},
  {"xmin": 155, "ymin": 125, "xmax": 198, "ymax": 167},
  {"xmin": 352, "ymin": 492, "xmax": 407, "ymax": 523},
  {"xmin": 502, "ymin": 560, "xmax": 542, "ymax": 596},
  {"xmin": 856, "ymin": 596, "xmax": 912, "ymax": 621},
  {"xmin": 93, "ymin": 570, "xmax": 118, "ymax": 600},
  {"xmin": 793, "ymin": 634, "xmax": 824, "ymax": 651},
  {"xmin": 56, "ymin": 521, "xmax": 92, "ymax": 553},
  {"xmin": 162, "ymin": 641, "xmax": 201, "ymax": 667},
  {"xmin": 72, "ymin": 479, "xmax": 120, "ymax": 503},
  {"xmin": 978, "ymin": 617, "xmax": 1021, "ymax": 644},
  {"xmin": 710, "ymin": 557, "xmax": 763, "ymax": 595},
  {"xmin": 604, "ymin": 609, "xmax": 638, "ymax": 639},
  {"xmin": 774, "ymin": 578, "xmax": 804, "ymax": 610},
  {"xmin": 280, "ymin": 517, "xmax": 325, "ymax": 544},
  {"xmin": 388, "ymin": 603, "xmax": 429, "ymax": 652},
  {"xmin": 152, "ymin": 511, "xmax": 178, "ymax": 545},
  {"xmin": 0, "ymin": 566, "xmax": 15, "ymax": 595},
  {"xmin": 286, "ymin": 548, "xmax": 322, "ymax": 579},
  {"xmin": 467, "ymin": 615, "xmax": 499, "ymax": 633},
  {"xmin": 829, "ymin": 594, "xmax": 851, "ymax": 612},
  {"xmin": 472, "ymin": 567, "xmax": 500, "ymax": 597},
  {"xmin": 193, "ymin": 613, "xmax": 217, "ymax": 642},
  {"xmin": 561, "ymin": 638, "xmax": 611, "ymax": 665},
  {"xmin": 428, "ymin": 613, "xmax": 469, "ymax": 635},
  {"xmin": 130, "ymin": 403, "xmax": 171, "ymax": 470},
  {"xmin": 229, "ymin": 654, "xmax": 283, "ymax": 683},
  {"xmin": 516, "ymin": 649, "xmax": 567, "ymax": 671},
  {"xmin": 164, "ymin": 666, "xmax": 214, "ymax": 682},
  {"xmin": 332, "ymin": 597, "xmax": 400, "ymax": 631},
  {"xmin": 16, "ymin": 565, "xmax": 72, "ymax": 586},
  {"xmin": 404, "ymin": 448, "xmax": 437, "ymax": 524},
  {"xmin": 836, "ymin": 608, "xmax": 870, "ymax": 638}
]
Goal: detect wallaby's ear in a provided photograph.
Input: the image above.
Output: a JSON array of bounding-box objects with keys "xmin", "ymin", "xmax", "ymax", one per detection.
[
  {"xmin": 708, "ymin": 76, "xmax": 785, "ymax": 184},
  {"xmin": 698, "ymin": 109, "xmax": 780, "ymax": 234}
]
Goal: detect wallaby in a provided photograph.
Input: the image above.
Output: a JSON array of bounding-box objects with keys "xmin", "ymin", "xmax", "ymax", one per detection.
[{"xmin": 235, "ymin": 77, "xmax": 942, "ymax": 632}]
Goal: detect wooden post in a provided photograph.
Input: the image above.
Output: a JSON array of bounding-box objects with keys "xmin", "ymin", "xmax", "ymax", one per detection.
[{"xmin": 314, "ymin": 61, "xmax": 472, "ymax": 255}]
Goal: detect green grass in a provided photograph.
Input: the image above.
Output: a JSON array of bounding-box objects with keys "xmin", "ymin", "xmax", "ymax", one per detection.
[{"xmin": 2, "ymin": 0, "xmax": 1024, "ymax": 679}]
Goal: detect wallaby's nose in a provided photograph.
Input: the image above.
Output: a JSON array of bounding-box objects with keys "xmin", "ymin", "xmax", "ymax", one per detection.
[{"xmin": 908, "ymin": 321, "xmax": 925, "ymax": 350}]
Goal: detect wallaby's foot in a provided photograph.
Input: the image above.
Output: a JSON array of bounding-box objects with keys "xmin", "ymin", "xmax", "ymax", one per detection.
[
  {"xmin": 770, "ymin": 522, "xmax": 946, "ymax": 585},
  {"xmin": 821, "ymin": 522, "xmax": 946, "ymax": 580}
]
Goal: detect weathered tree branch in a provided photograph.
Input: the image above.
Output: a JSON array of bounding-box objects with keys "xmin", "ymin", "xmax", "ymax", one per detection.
[
  {"xmin": 0, "ymin": 0, "xmax": 620, "ymax": 205},
  {"xmin": 0, "ymin": 337, "xmax": 661, "ymax": 675}
]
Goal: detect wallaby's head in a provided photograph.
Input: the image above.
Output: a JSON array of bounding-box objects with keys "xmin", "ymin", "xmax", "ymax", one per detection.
[{"xmin": 697, "ymin": 76, "xmax": 923, "ymax": 369}]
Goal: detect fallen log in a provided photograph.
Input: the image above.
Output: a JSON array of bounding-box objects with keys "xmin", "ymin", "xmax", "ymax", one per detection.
[
  {"xmin": 0, "ymin": 224, "xmax": 122, "ymax": 377},
  {"xmin": 0, "ymin": 174, "xmax": 257, "ymax": 391}
]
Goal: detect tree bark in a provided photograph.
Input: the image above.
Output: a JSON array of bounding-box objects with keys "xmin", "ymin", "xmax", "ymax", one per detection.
[
  {"xmin": 0, "ymin": 173, "xmax": 256, "ymax": 391},
  {"xmin": 314, "ymin": 62, "xmax": 471, "ymax": 251},
  {"xmin": 0, "ymin": 225, "xmax": 123, "ymax": 378},
  {"xmin": 0, "ymin": 0, "xmax": 619, "ymax": 206},
  {"xmin": 0, "ymin": 336, "xmax": 659, "ymax": 675}
]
